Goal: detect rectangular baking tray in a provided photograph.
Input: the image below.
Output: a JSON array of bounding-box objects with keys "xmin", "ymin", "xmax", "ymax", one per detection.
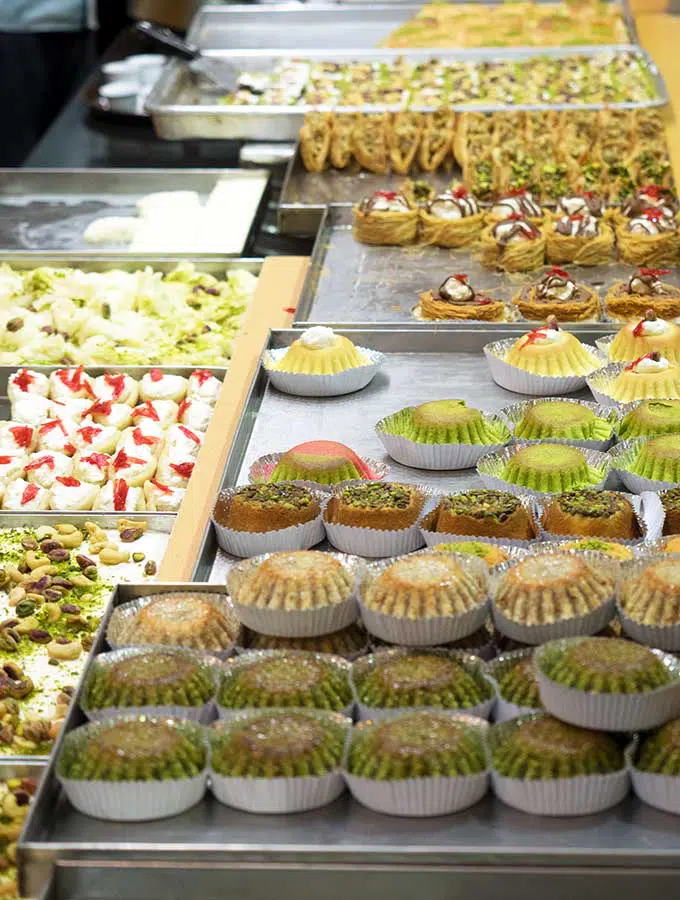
[
  {"xmin": 146, "ymin": 46, "xmax": 667, "ymax": 142},
  {"xmin": 0, "ymin": 169, "xmax": 270, "ymax": 257},
  {"xmin": 187, "ymin": 3, "xmax": 639, "ymax": 50},
  {"xmin": 18, "ymin": 574, "xmax": 680, "ymax": 898},
  {"xmin": 293, "ymin": 205, "xmax": 673, "ymax": 327}
]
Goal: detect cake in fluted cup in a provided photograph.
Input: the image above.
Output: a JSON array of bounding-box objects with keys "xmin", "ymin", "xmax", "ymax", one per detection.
[
  {"xmin": 540, "ymin": 490, "xmax": 641, "ymax": 540},
  {"xmin": 631, "ymin": 718, "xmax": 680, "ymax": 814},
  {"xmin": 589, "ymin": 353, "xmax": 680, "ymax": 405},
  {"xmin": 241, "ymin": 622, "xmax": 368, "ymax": 660},
  {"xmin": 617, "ymin": 399, "xmax": 680, "ymax": 440},
  {"xmin": 606, "ymin": 309, "xmax": 680, "ymax": 364},
  {"xmin": 423, "ymin": 490, "xmax": 536, "ymax": 542},
  {"xmin": 345, "ymin": 711, "xmax": 489, "ymax": 817},
  {"xmin": 661, "ymin": 487, "xmax": 680, "ymax": 534},
  {"xmin": 487, "ymin": 650, "xmax": 542, "ymax": 722},
  {"xmin": 494, "ymin": 443, "xmax": 606, "ymax": 493},
  {"xmin": 626, "ymin": 434, "xmax": 680, "ymax": 483},
  {"xmin": 509, "ymin": 399, "xmax": 614, "ymax": 445},
  {"xmin": 618, "ymin": 556, "xmax": 680, "ymax": 651},
  {"xmin": 260, "ymin": 441, "xmax": 385, "ymax": 487}
]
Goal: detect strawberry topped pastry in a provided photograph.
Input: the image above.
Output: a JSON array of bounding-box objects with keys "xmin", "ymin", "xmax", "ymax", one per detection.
[
  {"xmin": 93, "ymin": 478, "xmax": 145, "ymax": 512},
  {"xmin": 596, "ymin": 351, "xmax": 680, "ymax": 403},
  {"xmin": 72, "ymin": 422, "xmax": 119, "ymax": 454},
  {"xmin": 512, "ymin": 266, "xmax": 600, "ymax": 321},
  {"xmin": 131, "ymin": 399, "xmax": 179, "ymax": 429},
  {"xmin": 92, "ymin": 372, "xmax": 139, "ymax": 406},
  {"xmin": 605, "ymin": 267, "xmax": 680, "ymax": 321},
  {"xmin": 2, "ymin": 479, "xmax": 50, "ymax": 510},
  {"xmin": 163, "ymin": 423, "xmax": 203, "ymax": 460},
  {"xmin": 49, "ymin": 476, "xmax": 98, "ymax": 511},
  {"xmin": 139, "ymin": 369, "xmax": 188, "ymax": 404},
  {"xmin": 81, "ymin": 398, "xmax": 133, "ymax": 430},
  {"xmin": 144, "ymin": 478, "xmax": 186, "ymax": 513},
  {"xmin": 156, "ymin": 455, "xmax": 195, "ymax": 489},
  {"xmin": 24, "ymin": 451, "xmax": 73, "ymax": 489},
  {"xmin": 0, "ymin": 422, "xmax": 36, "ymax": 455},
  {"xmin": 187, "ymin": 369, "xmax": 221, "ymax": 405},
  {"xmin": 488, "ymin": 189, "xmax": 543, "ymax": 223},
  {"xmin": 116, "ymin": 425, "xmax": 164, "ymax": 459},
  {"xmin": 48, "ymin": 366, "xmax": 95, "ymax": 402},
  {"xmin": 108, "ymin": 447, "xmax": 156, "ymax": 487},
  {"xmin": 418, "ymin": 273, "xmax": 507, "ymax": 322},
  {"xmin": 176, "ymin": 397, "xmax": 212, "ymax": 434},
  {"xmin": 555, "ymin": 192, "xmax": 604, "ymax": 218},
  {"xmin": 7, "ymin": 369, "xmax": 49, "ymax": 404},
  {"xmin": 72, "ymin": 451, "xmax": 112, "ymax": 485},
  {"xmin": 36, "ymin": 419, "xmax": 75, "ymax": 456}
]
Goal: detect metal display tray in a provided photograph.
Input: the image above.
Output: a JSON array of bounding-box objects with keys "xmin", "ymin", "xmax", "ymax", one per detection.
[
  {"xmin": 187, "ymin": 2, "xmax": 639, "ymax": 50},
  {"xmin": 17, "ymin": 576, "xmax": 680, "ymax": 899},
  {"xmin": 0, "ymin": 169, "xmax": 270, "ymax": 258},
  {"xmin": 293, "ymin": 205, "xmax": 668, "ymax": 327},
  {"xmin": 146, "ymin": 46, "xmax": 667, "ymax": 142}
]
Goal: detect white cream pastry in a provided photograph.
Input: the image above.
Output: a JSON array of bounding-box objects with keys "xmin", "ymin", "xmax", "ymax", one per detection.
[
  {"xmin": 92, "ymin": 372, "xmax": 139, "ymax": 406},
  {"xmin": 82, "ymin": 399, "xmax": 133, "ymax": 430},
  {"xmin": 0, "ymin": 455, "xmax": 28, "ymax": 484},
  {"xmin": 0, "ymin": 422, "xmax": 36, "ymax": 454},
  {"xmin": 24, "ymin": 451, "xmax": 73, "ymax": 489},
  {"xmin": 7, "ymin": 369, "xmax": 49, "ymax": 404},
  {"xmin": 71, "ymin": 422, "xmax": 120, "ymax": 454},
  {"xmin": 156, "ymin": 455, "xmax": 195, "ymax": 488},
  {"xmin": 631, "ymin": 354, "xmax": 670, "ymax": 372},
  {"xmin": 163, "ymin": 424, "xmax": 203, "ymax": 460},
  {"xmin": 3, "ymin": 479, "xmax": 50, "ymax": 510},
  {"xmin": 49, "ymin": 476, "xmax": 98, "ymax": 511},
  {"xmin": 139, "ymin": 370, "xmax": 188, "ymax": 403},
  {"xmin": 187, "ymin": 369, "xmax": 221, "ymax": 405},
  {"xmin": 59, "ymin": 398, "xmax": 95, "ymax": 428},
  {"xmin": 72, "ymin": 451, "xmax": 111, "ymax": 485},
  {"xmin": 491, "ymin": 192, "xmax": 542, "ymax": 219},
  {"xmin": 143, "ymin": 479, "xmax": 185, "ymax": 512},
  {"xmin": 131, "ymin": 399, "xmax": 179, "ymax": 429},
  {"xmin": 48, "ymin": 367, "xmax": 95, "ymax": 402},
  {"xmin": 176, "ymin": 397, "xmax": 213, "ymax": 433},
  {"xmin": 117, "ymin": 425, "xmax": 163, "ymax": 459},
  {"xmin": 36, "ymin": 419, "xmax": 76, "ymax": 456},
  {"xmin": 93, "ymin": 478, "xmax": 145, "ymax": 512},
  {"xmin": 10, "ymin": 394, "xmax": 56, "ymax": 425},
  {"xmin": 108, "ymin": 447, "xmax": 157, "ymax": 487}
]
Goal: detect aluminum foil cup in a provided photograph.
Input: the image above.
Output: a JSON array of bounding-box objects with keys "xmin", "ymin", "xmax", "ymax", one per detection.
[
  {"xmin": 249, "ymin": 453, "xmax": 388, "ymax": 488},
  {"xmin": 535, "ymin": 639, "xmax": 680, "ymax": 731},
  {"xmin": 499, "ymin": 398, "xmax": 618, "ymax": 452},
  {"xmin": 642, "ymin": 491, "xmax": 675, "ymax": 542},
  {"xmin": 430, "ymin": 541, "xmax": 531, "ymax": 574},
  {"xmin": 613, "ymin": 399, "xmax": 680, "ymax": 443},
  {"xmin": 534, "ymin": 490, "xmax": 650, "ymax": 545},
  {"xmin": 476, "ymin": 442, "xmax": 610, "ymax": 499},
  {"xmin": 484, "ymin": 338, "xmax": 603, "ymax": 396},
  {"xmin": 375, "ymin": 411, "xmax": 511, "ymax": 471},
  {"xmin": 486, "ymin": 648, "xmax": 542, "ymax": 723},
  {"xmin": 586, "ymin": 361, "xmax": 633, "ymax": 407},
  {"xmin": 262, "ymin": 347, "xmax": 386, "ymax": 398},
  {"xmin": 211, "ymin": 485, "xmax": 327, "ymax": 558},
  {"xmin": 594, "ymin": 333, "xmax": 616, "ymax": 360},
  {"xmin": 608, "ymin": 437, "xmax": 680, "ymax": 493},
  {"xmin": 631, "ymin": 767, "xmax": 680, "ymax": 816},
  {"xmin": 419, "ymin": 494, "xmax": 539, "ymax": 550},
  {"xmin": 227, "ymin": 551, "xmax": 363, "ymax": 638},
  {"xmin": 616, "ymin": 554, "xmax": 680, "ymax": 651}
]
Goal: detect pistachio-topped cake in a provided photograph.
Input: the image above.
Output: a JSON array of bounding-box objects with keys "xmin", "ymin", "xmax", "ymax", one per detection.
[
  {"xmin": 430, "ymin": 490, "xmax": 536, "ymax": 540},
  {"xmin": 618, "ymin": 399, "xmax": 680, "ymax": 441},
  {"xmin": 218, "ymin": 653, "xmax": 351, "ymax": 711},
  {"xmin": 620, "ymin": 557, "xmax": 680, "ymax": 627},
  {"xmin": 214, "ymin": 484, "xmax": 321, "ymax": 533},
  {"xmin": 497, "ymin": 658, "xmax": 541, "ymax": 709},
  {"xmin": 434, "ymin": 541, "xmax": 509, "ymax": 566},
  {"xmin": 354, "ymin": 652, "xmax": 492, "ymax": 711},
  {"xmin": 662, "ymin": 487, "xmax": 680, "ymax": 534},
  {"xmin": 381, "ymin": 400, "xmax": 510, "ymax": 445},
  {"xmin": 491, "ymin": 715, "xmax": 623, "ymax": 778},
  {"xmin": 541, "ymin": 490, "xmax": 640, "ymax": 539},
  {"xmin": 513, "ymin": 401, "xmax": 613, "ymax": 442},
  {"xmin": 501, "ymin": 444, "xmax": 603, "ymax": 492},
  {"xmin": 326, "ymin": 482, "xmax": 424, "ymax": 531},
  {"xmin": 560, "ymin": 538, "xmax": 634, "ymax": 560},
  {"xmin": 636, "ymin": 718, "xmax": 680, "ymax": 775},
  {"xmin": 348, "ymin": 711, "xmax": 487, "ymax": 779},
  {"xmin": 628, "ymin": 434, "xmax": 680, "ymax": 482},
  {"xmin": 538, "ymin": 638, "xmax": 672, "ymax": 693}
]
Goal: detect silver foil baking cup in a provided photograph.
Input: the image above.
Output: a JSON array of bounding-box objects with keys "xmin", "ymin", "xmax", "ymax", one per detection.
[
  {"xmin": 236, "ymin": 623, "xmax": 371, "ymax": 662},
  {"xmin": 499, "ymin": 397, "xmax": 618, "ymax": 452},
  {"xmin": 262, "ymin": 347, "xmax": 386, "ymax": 398},
  {"xmin": 484, "ymin": 338, "xmax": 603, "ymax": 397},
  {"xmin": 608, "ymin": 437, "xmax": 680, "ymax": 493},
  {"xmin": 535, "ymin": 638, "xmax": 680, "ymax": 731},
  {"xmin": 585, "ymin": 361, "xmax": 680, "ymax": 409},
  {"xmin": 594, "ymin": 333, "xmax": 615, "ymax": 359},
  {"xmin": 419, "ymin": 492, "xmax": 539, "ymax": 550},
  {"xmin": 617, "ymin": 554, "xmax": 680, "ymax": 651},
  {"xmin": 249, "ymin": 452, "xmax": 389, "ymax": 487},
  {"xmin": 476, "ymin": 442, "xmax": 610, "ymax": 499},
  {"xmin": 486, "ymin": 648, "xmax": 542, "ymax": 723},
  {"xmin": 227, "ymin": 551, "xmax": 363, "ymax": 638},
  {"xmin": 534, "ymin": 490, "xmax": 650, "ymax": 545},
  {"xmin": 614, "ymin": 398, "xmax": 680, "ymax": 443}
]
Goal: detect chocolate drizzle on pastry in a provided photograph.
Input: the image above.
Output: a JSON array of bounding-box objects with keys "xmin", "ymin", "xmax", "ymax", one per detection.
[
  {"xmin": 557, "ymin": 193, "xmax": 603, "ymax": 218},
  {"xmin": 492, "ymin": 215, "xmax": 539, "ymax": 244},
  {"xmin": 628, "ymin": 208, "xmax": 676, "ymax": 235},
  {"xmin": 438, "ymin": 274, "xmax": 495, "ymax": 307},
  {"xmin": 537, "ymin": 267, "xmax": 577, "ymax": 302},
  {"xmin": 428, "ymin": 186, "xmax": 479, "ymax": 219},
  {"xmin": 359, "ymin": 191, "xmax": 411, "ymax": 213},
  {"xmin": 491, "ymin": 190, "xmax": 542, "ymax": 219},
  {"xmin": 622, "ymin": 185, "xmax": 678, "ymax": 219},
  {"xmin": 628, "ymin": 268, "xmax": 672, "ymax": 295},
  {"xmin": 555, "ymin": 214, "xmax": 599, "ymax": 238}
]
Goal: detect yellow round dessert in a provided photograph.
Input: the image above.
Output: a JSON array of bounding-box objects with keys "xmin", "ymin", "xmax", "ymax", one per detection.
[
  {"xmin": 271, "ymin": 327, "xmax": 369, "ymax": 375},
  {"xmin": 561, "ymin": 539, "xmax": 634, "ymax": 560},
  {"xmin": 434, "ymin": 541, "xmax": 510, "ymax": 566},
  {"xmin": 505, "ymin": 318, "xmax": 599, "ymax": 377},
  {"xmin": 608, "ymin": 313, "xmax": 680, "ymax": 365},
  {"xmin": 607, "ymin": 353, "xmax": 680, "ymax": 403}
]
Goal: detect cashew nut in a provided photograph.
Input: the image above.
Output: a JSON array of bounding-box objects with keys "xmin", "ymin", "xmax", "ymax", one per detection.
[{"xmin": 47, "ymin": 640, "xmax": 82, "ymax": 662}]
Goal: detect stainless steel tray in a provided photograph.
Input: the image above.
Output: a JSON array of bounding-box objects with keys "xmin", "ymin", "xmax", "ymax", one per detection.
[
  {"xmin": 294, "ymin": 205, "xmax": 666, "ymax": 327},
  {"xmin": 18, "ymin": 575, "xmax": 680, "ymax": 899},
  {"xmin": 0, "ymin": 254, "xmax": 262, "ymax": 274},
  {"xmin": 186, "ymin": 3, "xmax": 638, "ymax": 50},
  {"xmin": 0, "ymin": 169, "xmax": 270, "ymax": 257},
  {"xmin": 146, "ymin": 46, "xmax": 666, "ymax": 142}
]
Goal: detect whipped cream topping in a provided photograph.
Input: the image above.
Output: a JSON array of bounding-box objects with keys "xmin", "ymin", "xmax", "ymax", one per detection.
[
  {"xmin": 439, "ymin": 275, "xmax": 475, "ymax": 303},
  {"xmin": 178, "ymin": 398, "xmax": 213, "ymax": 433},
  {"xmin": 629, "ymin": 212, "xmax": 675, "ymax": 235},
  {"xmin": 298, "ymin": 326, "xmax": 338, "ymax": 350},
  {"xmin": 187, "ymin": 370, "xmax": 221, "ymax": 405},
  {"xmin": 360, "ymin": 191, "xmax": 410, "ymax": 214},
  {"xmin": 622, "ymin": 187, "xmax": 677, "ymax": 219},
  {"xmin": 538, "ymin": 271, "xmax": 576, "ymax": 302},
  {"xmin": 50, "ymin": 479, "xmax": 98, "ymax": 511},
  {"xmin": 491, "ymin": 192, "xmax": 542, "ymax": 220},
  {"xmin": 93, "ymin": 480, "xmax": 144, "ymax": 512},
  {"xmin": 629, "ymin": 271, "xmax": 666, "ymax": 295},
  {"xmin": 492, "ymin": 218, "xmax": 537, "ymax": 243},
  {"xmin": 140, "ymin": 372, "xmax": 188, "ymax": 403},
  {"xmin": 428, "ymin": 189, "xmax": 479, "ymax": 220},
  {"xmin": 24, "ymin": 451, "xmax": 73, "ymax": 489},
  {"xmin": 635, "ymin": 317, "xmax": 669, "ymax": 336},
  {"xmin": 2, "ymin": 479, "xmax": 49, "ymax": 511},
  {"xmin": 7, "ymin": 370, "xmax": 49, "ymax": 404},
  {"xmin": 557, "ymin": 194, "xmax": 603, "ymax": 217},
  {"xmin": 555, "ymin": 214, "xmax": 599, "ymax": 238},
  {"xmin": 629, "ymin": 354, "xmax": 670, "ymax": 373}
]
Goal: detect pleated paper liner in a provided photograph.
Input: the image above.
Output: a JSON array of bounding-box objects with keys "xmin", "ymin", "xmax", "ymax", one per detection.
[
  {"xmin": 585, "ymin": 361, "xmax": 680, "ymax": 409},
  {"xmin": 484, "ymin": 337, "xmax": 604, "ymax": 397},
  {"xmin": 419, "ymin": 493, "xmax": 540, "ymax": 550},
  {"xmin": 631, "ymin": 755, "xmax": 680, "ymax": 816},
  {"xmin": 208, "ymin": 709, "xmax": 352, "ymax": 814},
  {"xmin": 235, "ymin": 622, "xmax": 371, "ymax": 662},
  {"xmin": 534, "ymin": 490, "xmax": 653, "ymax": 546},
  {"xmin": 344, "ymin": 713, "xmax": 490, "ymax": 817},
  {"xmin": 350, "ymin": 648, "xmax": 496, "ymax": 722},
  {"xmin": 489, "ymin": 714, "xmax": 631, "ymax": 817},
  {"xmin": 227, "ymin": 551, "xmax": 363, "ymax": 638},
  {"xmin": 608, "ymin": 437, "xmax": 680, "ymax": 493},
  {"xmin": 211, "ymin": 485, "xmax": 328, "ymax": 558},
  {"xmin": 476, "ymin": 443, "xmax": 611, "ymax": 499},
  {"xmin": 534, "ymin": 638, "xmax": 680, "ymax": 731},
  {"xmin": 499, "ymin": 397, "xmax": 618, "ymax": 452},
  {"xmin": 249, "ymin": 453, "xmax": 389, "ymax": 488},
  {"xmin": 370, "ymin": 621, "xmax": 497, "ymax": 662},
  {"xmin": 486, "ymin": 648, "xmax": 542, "ymax": 723},
  {"xmin": 612, "ymin": 398, "xmax": 680, "ymax": 443},
  {"xmin": 262, "ymin": 347, "xmax": 386, "ymax": 398},
  {"xmin": 80, "ymin": 647, "xmax": 221, "ymax": 724},
  {"xmin": 616, "ymin": 553, "xmax": 680, "ymax": 651}
]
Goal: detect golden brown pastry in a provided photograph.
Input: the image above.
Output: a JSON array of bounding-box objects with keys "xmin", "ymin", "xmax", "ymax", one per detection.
[
  {"xmin": 418, "ymin": 274, "xmax": 506, "ymax": 322},
  {"xmin": 419, "ymin": 186, "xmax": 484, "ymax": 248},
  {"xmin": 388, "ymin": 112, "xmax": 424, "ymax": 175},
  {"xmin": 541, "ymin": 490, "xmax": 641, "ymax": 540},
  {"xmin": 480, "ymin": 216, "xmax": 546, "ymax": 272},
  {"xmin": 605, "ymin": 268, "xmax": 680, "ymax": 321},
  {"xmin": 299, "ymin": 112, "xmax": 332, "ymax": 173},
  {"xmin": 353, "ymin": 190, "xmax": 419, "ymax": 246},
  {"xmin": 512, "ymin": 267, "xmax": 600, "ymax": 321}
]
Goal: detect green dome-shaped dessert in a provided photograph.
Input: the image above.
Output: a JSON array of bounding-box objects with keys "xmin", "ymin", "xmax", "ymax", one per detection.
[
  {"xmin": 58, "ymin": 718, "xmax": 206, "ymax": 782},
  {"xmin": 83, "ymin": 650, "xmax": 216, "ymax": 712},
  {"xmin": 218, "ymin": 652, "xmax": 352, "ymax": 711},
  {"xmin": 210, "ymin": 710, "xmax": 347, "ymax": 778},
  {"xmin": 348, "ymin": 711, "xmax": 487, "ymax": 779},
  {"xmin": 628, "ymin": 434, "xmax": 680, "ymax": 482},
  {"xmin": 267, "ymin": 441, "xmax": 380, "ymax": 486},
  {"xmin": 491, "ymin": 715, "xmax": 624, "ymax": 779},
  {"xmin": 637, "ymin": 718, "xmax": 680, "ymax": 775},
  {"xmin": 497, "ymin": 658, "xmax": 542, "ymax": 709},
  {"xmin": 513, "ymin": 401, "xmax": 613, "ymax": 442},
  {"xmin": 382, "ymin": 400, "xmax": 509, "ymax": 445},
  {"xmin": 618, "ymin": 400, "xmax": 680, "ymax": 441},
  {"xmin": 243, "ymin": 622, "xmax": 367, "ymax": 658},
  {"xmin": 538, "ymin": 638, "xmax": 672, "ymax": 694},
  {"xmin": 354, "ymin": 652, "xmax": 493, "ymax": 711},
  {"xmin": 501, "ymin": 444, "xmax": 603, "ymax": 492}
]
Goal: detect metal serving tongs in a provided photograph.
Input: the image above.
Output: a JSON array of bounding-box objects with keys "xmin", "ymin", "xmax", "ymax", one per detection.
[{"xmin": 135, "ymin": 21, "xmax": 239, "ymax": 93}]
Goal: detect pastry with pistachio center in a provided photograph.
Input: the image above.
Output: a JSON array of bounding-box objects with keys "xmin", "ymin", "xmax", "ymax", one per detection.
[
  {"xmin": 83, "ymin": 650, "xmax": 215, "ymax": 712},
  {"xmin": 608, "ymin": 310, "xmax": 680, "ymax": 365},
  {"xmin": 627, "ymin": 433, "xmax": 680, "ymax": 482},
  {"xmin": 418, "ymin": 274, "xmax": 506, "ymax": 323},
  {"xmin": 269, "ymin": 327, "xmax": 370, "ymax": 375},
  {"xmin": 326, "ymin": 482, "xmax": 424, "ymax": 531},
  {"xmin": 497, "ymin": 658, "xmax": 541, "ymax": 709},
  {"xmin": 620, "ymin": 557, "xmax": 680, "ymax": 627},
  {"xmin": 381, "ymin": 399, "xmax": 510, "ymax": 446},
  {"xmin": 604, "ymin": 353, "xmax": 680, "ymax": 403},
  {"xmin": 348, "ymin": 711, "xmax": 487, "ymax": 779},
  {"xmin": 512, "ymin": 400, "xmax": 613, "ymax": 442},
  {"xmin": 512, "ymin": 267, "xmax": 600, "ymax": 322},
  {"xmin": 504, "ymin": 317, "xmax": 600, "ymax": 377},
  {"xmin": 361, "ymin": 553, "xmax": 487, "ymax": 620},
  {"xmin": 243, "ymin": 622, "xmax": 367, "ymax": 658},
  {"xmin": 494, "ymin": 553, "xmax": 614, "ymax": 626},
  {"xmin": 214, "ymin": 483, "xmax": 321, "ymax": 534},
  {"xmin": 58, "ymin": 719, "xmax": 206, "ymax": 782},
  {"xmin": 662, "ymin": 487, "xmax": 680, "ymax": 534},
  {"xmin": 434, "ymin": 541, "xmax": 509, "ymax": 567},
  {"xmin": 210, "ymin": 711, "xmax": 346, "ymax": 778},
  {"xmin": 538, "ymin": 637, "xmax": 672, "ymax": 693},
  {"xmin": 218, "ymin": 653, "xmax": 351, "ymax": 711},
  {"xmin": 267, "ymin": 440, "xmax": 382, "ymax": 486},
  {"xmin": 491, "ymin": 715, "xmax": 623, "ymax": 779},
  {"xmin": 636, "ymin": 718, "xmax": 680, "ymax": 775},
  {"xmin": 355, "ymin": 653, "xmax": 492, "ymax": 711},
  {"xmin": 541, "ymin": 490, "xmax": 640, "ymax": 539},
  {"xmin": 618, "ymin": 399, "xmax": 680, "ymax": 441},
  {"xmin": 605, "ymin": 268, "xmax": 680, "ymax": 321},
  {"xmin": 231, "ymin": 550, "xmax": 354, "ymax": 612},
  {"xmin": 500, "ymin": 444, "xmax": 603, "ymax": 493},
  {"xmin": 429, "ymin": 490, "xmax": 536, "ymax": 540},
  {"xmin": 561, "ymin": 538, "xmax": 634, "ymax": 560}
]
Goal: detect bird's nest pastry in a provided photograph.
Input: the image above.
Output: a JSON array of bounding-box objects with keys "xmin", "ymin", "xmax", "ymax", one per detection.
[
  {"xmin": 479, "ymin": 215, "xmax": 546, "ymax": 272},
  {"xmin": 615, "ymin": 208, "xmax": 680, "ymax": 267},
  {"xmin": 418, "ymin": 274, "xmax": 507, "ymax": 322},
  {"xmin": 353, "ymin": 190, "xmax": 419, "ymax": 245},
  {"xmin": 546, "ymin": 213, "xmax": 614, "ymax": 266},
  {"xmin": 419, "ymin": 185, "xmax": 485, "ymax": 248},
  {"xmin": 605, "ymin": 268, "xmax": 680, "ymax": 321},
  {"xmin": 512, "ymin": 267, "xmax": 600, "ymax": 322}
]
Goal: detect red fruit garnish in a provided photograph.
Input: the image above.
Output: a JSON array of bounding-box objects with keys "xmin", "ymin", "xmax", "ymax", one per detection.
[
  {"xmin": 548, "ymin": 266, "xmax": 570, "ymax": 278},
  {"xmin": 21, "ymin": 484, "xmax": 39, "ymax": 505},
  {"xmin": 477, "ymin": 298, "xmax": 494, "ymax": 305},
  {"xmin": 519, "ymin": 327, "xmax": 556, "ymax": 351},
  {"xmin": 191, "ymin": 370, "xmax": 214, "ymax": 386},
  {"xmin": 569, "ymin": 214, "xmax": 584, "ymax": 221},
  {"xmin": 639, "ymin": 267, "xmax": 671, "ymax": 277},
  {"xmin": 56, "ymin": 366, "xmax": 94, "ymax": 397},
  {"xmin": 112, "ymin": 449, "xmax": 146, "ymax": 471},
  {"xmin": 37, "ymin": 420, "xmax": 66, "ymax": 437},
  {"xmin": 643, "ymin": 208, "xmax": 667, "ymax": 221},
  {"xmin": 132, "ymin": 428, "xmax": 160, "ymax": 447},
  {"xmin": 176, "ymin": 398, "xmax": 191, "ymax": 421},
  {"xmin": 640, "ymin": 185, "xmax": 666, "ymax": 198},
  {"xmin": 178, "ymin": 425, "xmax": 200, "ymax": 445},
  {"xmin": 374, "ymin": 191, "xmax": 398, "ymax": 200},
  {"xmin": 625, "ymin": 352, "xmax": 658, "ymax": 370},
  {"xmin": 452, "ymin": 186, "xmax": 468, "ymax": 198},
  {"xmin": 633, "ymin": 318, "xmax": 647, "ymax": 337},
  {"xmin": 25, "ymin": 455, "xmax": 54, "ymax": 472},
  {"xmin": 113, "ymin": 479, "xmax": 129, "ymax": 511},
  {"xmin": 452, "ymin": 274, "xmax": 469, "ymax": 283},
  {"xmin": 56, "ymin": 476, "xmax": 80, "ymax": 487},
  {"xmin": 77, "ymin": 426, "xmax": 101, "ymax": 445},
  {"xmin": 64, "ymin": 443, "xmax": 76, "ymax": 456},
  {"xmin": 508, "ymin": 187, "xmax": 528, "ymax": 196},
  {"xmin": 150, "ymin": 368, "xmax": 163, "ymax": 383},
  {"xmin": 104, "ymin": 373, "xmax": 126, "ymax": 400},
  {"xmin": 12, "ymin": 370, "xmax": 35, "ymax": 393},
  {"xmin": 84, "ymin": 400, "xmax": 112, "ymax": 418},
  {"xmin": 151, "ymin": 478, "xmax": 172, "ymax": 494},
  {"xmin": 0, "ymin": 456, "xmax": 13, "ymax": 465},
  {"xmin": 10, "ymin": 425, "xmax": 34, "ymax": 446},
  {"xmin": 81, "ymin": 453, "xmax": 110, "ymax": 469},
  {"xmin": 133, "ymin": 401, "xmax": 159, "ymax": 422},
  {"xmin": 169, "ymin": 462, "xmax": 194, "ymax": 479}
]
